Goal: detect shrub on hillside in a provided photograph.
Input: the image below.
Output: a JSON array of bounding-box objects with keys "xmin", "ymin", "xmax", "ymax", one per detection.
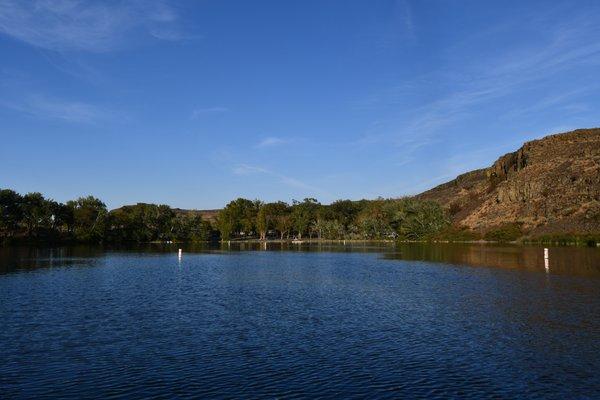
[
  {"xmin": 484, "ymin": 223, "xmax": 524, "ymax": 242},
  {"xmin": 431, "ymin": 225, "xmax": 481, "ymax": 242}
]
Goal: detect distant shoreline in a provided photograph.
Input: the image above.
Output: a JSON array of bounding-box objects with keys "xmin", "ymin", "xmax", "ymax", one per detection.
[{"xmin": 3, "ymin": 236, "xmax": 599, "ymax": 247}]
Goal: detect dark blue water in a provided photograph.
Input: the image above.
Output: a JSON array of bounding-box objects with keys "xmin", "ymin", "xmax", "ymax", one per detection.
[{"xmin": 1, "ymin": 245, "xmax": 599, "ymax": 399}]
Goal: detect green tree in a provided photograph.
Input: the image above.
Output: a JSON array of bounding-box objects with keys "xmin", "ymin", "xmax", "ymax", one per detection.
[
  {"xmin": 49, "ymin": 201, "xmax": 74, "ymax": 234},
  {"xmin": 256, "ymin": 201, "xmax": 289, "ymax": 240},
  {"xmin": 187, "ymin": 215, "xmax": 213, "ymax": 242},
  {"xmin": 105, "ymin": 207, "xmax": 131, "ymax": 242},
  {"xmin": 385, "ymin": 198, "xmax": 449, "ymax": 239},
  {"xmin": 291, "ymin": 198, "xmax": 320, "ymax": 239},
  {"xmin": 321, "ymin": 219, "xmax": 345, "ymax": 239},
  {"xmin": 357, "ymin": 199, "xmax": 391, "ymax": 239},
  {"xmin": 329, "ymin": 199, "xmax": 363, "ymax": 233},
  {"xmin": 275, "ymin": 214, "xmax": 292, "ymax": 240},
  {"xmin": 0, "ymin": 189, "xmax": 23, "ymax": 239},
  {"xmin": 21, "ymin": 192, "xmax": 52, "ymax": 237},
  {"xmin": 215, "ymin": 210, "xmax": 234, "ymax": 241},
  {"xmin": 256, "ymin": 205, "xmax": 269, "ymax": 241},
  {"xmin": 105, "ymin": 203, "xmax": 178, "ymax": 242},
  {"xmin": 216, "ymin": 198, "xmax": 259, "ymax": 240},
  {"xmin": 156, "ymin": 205, "xmax": 176, "ymax": 240},
  {"xmin": 67, "ymin": 196, "xmax": 107, "ymax": 242},
  {"xmin": 171, "ymin": 214, "xmax": 192, "ymax": 241}
]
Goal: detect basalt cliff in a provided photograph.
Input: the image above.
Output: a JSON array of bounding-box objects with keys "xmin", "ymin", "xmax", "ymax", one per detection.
[{"xmin": 417, "ymin": 128, "xmax": 600, "ymax": 236}]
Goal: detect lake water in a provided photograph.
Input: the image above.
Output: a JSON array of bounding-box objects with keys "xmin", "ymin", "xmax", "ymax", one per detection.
[{"xmin": 1, "ymin": 243, "xmax": 599, "ymax": 399}]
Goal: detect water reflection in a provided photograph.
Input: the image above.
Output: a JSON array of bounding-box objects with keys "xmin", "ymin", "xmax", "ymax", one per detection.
[
  {"xmin": 384, "ymin": 243, "xmax": 600, "ymax": 277},
  {"xmin": 1, "ymin": 242, "xmax": 599, "ymax": 277},
  {"xmin": 0, "ymin": 246, "xmax": 105, "ymax": 275}
]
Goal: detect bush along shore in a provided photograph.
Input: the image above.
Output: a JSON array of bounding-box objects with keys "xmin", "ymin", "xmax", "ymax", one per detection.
[{"xmin": 1, "ymin": 188, "xmax": 598, "ymax": 246}]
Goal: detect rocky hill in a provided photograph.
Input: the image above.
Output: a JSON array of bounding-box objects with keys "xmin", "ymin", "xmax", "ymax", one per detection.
[
  {"xmin": 417, "ymin": 128, "xmax": 600, "ymax": 236},
  {"xmin": 111, "ymin": 205, "xmax": 219, "ymax": 223},
  {"xmin": 172, "ymin": 208, "xmax": 219, "ymax": 223}
]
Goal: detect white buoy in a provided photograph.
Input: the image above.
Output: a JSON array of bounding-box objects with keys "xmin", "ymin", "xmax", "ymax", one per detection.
[
  {"xmin": 178, "ymin": 249, "xmax": 182, "ymax": 259},
  {"xmin": 544, "ymin": 248, "xmax": 549, "ymax": 272},
  {"xmin": 544, "ymin": 248, "xmax": 549, "ymax": 259}
]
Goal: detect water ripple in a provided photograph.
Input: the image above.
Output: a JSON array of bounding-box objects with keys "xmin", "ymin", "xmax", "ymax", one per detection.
[{"xmin": 1, "ymin": 250, "xmax": 599, "ymax": 398}]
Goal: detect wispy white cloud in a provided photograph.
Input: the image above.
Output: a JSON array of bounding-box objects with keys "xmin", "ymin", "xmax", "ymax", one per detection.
[
  {"xmin": 356, "ymin": 0, "xmax": 416, "ymax": 52},
  {"xmin": 0, "ymin": 0, "xmax": 191, "ymax": 52},
  {"xmin": 395, "ymin": 0, "xmax": 415, "ymax": 42},
  {"xmin": 1, "ymin": 94, "xmax": 106, "ymax": 123},
  {"xmin": 232, "ymin": 164, "xmax": 268, "ymax": 175},
  {"xmin": 150, "ymin": 27, "xmax": 201, "ymax": 42},
  {"xmin": 191, "ymin": 107, "xmax": 229, "ymax": 119},
  {"xmin": 501, "ymin": 88, "xmax": 595, "ymax": 120},
  {"xmin": 232, "ymin": 163, "xmax": 328, "ymax": 195},
  {"xmin": 354, "ymin": 9, "xmax": 600, "ymax": 155},
  {"xmin": 255, "ymin": 136, "xmax": 288, "ymax": 148},
  {"xmin": 376, "ymin": 139, "xmax": 523, "ymax": 197}
]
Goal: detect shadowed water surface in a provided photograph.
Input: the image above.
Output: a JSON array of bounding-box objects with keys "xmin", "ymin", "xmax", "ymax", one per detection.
[{"xmin": 1, "ymin": 244, "xmax": 599, "ymax": 399}]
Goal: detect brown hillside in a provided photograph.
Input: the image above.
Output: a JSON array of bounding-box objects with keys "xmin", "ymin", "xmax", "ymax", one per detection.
[
  {"xmin": 418, "ymin": 128, "xmax": 600, "ymax": 235},
  {"xmin": 111, "ymin": 205, "xmax": 219, "ymax": 223},
  {"xmin": 172, "ymin": 208, "xmax": 219, "ymax": 223}
]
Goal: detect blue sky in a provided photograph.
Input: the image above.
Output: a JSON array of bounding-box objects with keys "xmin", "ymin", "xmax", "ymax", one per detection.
[{"xmin": 1, "ymin": 0, "xmax": 599, "ymax": 209}]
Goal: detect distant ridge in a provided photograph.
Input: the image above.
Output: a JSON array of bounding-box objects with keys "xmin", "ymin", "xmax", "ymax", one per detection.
[
  {"xmin": 172, "ymin": 208, "xmax": 219, "ymax": 223},
  {"xmin": 111, "ymin": 205, "xmax": 220, "ymax": 223},
  {"xmin": 417, "ymin": 128, "xmax": 600, "ymax": 235}
]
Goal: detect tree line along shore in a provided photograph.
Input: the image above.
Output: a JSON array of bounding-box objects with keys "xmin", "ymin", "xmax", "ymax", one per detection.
[
  {"xmin": 1, "ymin": 189, "xmax": 598, "ymax": 246},
  {"xmin": 0, "ymin": 188, "xmax": 449, "ymax": 243}
]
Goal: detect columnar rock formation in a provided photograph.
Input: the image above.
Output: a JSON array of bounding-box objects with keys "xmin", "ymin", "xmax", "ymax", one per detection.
[{"xmin": 417, "ymin": 128, "xmax": 600, "ymax": 235}]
